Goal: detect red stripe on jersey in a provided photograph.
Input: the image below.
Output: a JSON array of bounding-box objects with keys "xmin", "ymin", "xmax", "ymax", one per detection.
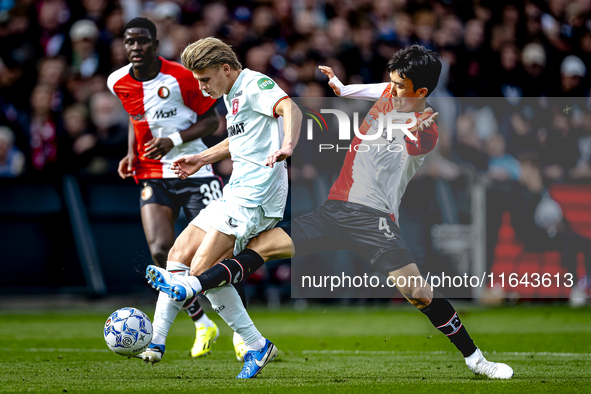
[
  {"xmin": 404, "ymin": 110, "xmax": 439, "ymax": 156},
  {"xmin": 160, "ymin": 58, "xmax": 216, "ymax": 116},
  {"xmin": 112, "ymin": 73, "xmax": 163, "ymax": 181},
  {"xmin": 273, "ymin": 96, "xmax": 289, "ymax": 118},
  {"xmin": 327, "ymin": 135, "xmax": 363, "ymax": 202}
]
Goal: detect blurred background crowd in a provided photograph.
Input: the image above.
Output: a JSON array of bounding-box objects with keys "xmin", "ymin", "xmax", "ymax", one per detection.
[{"xmin": 1, "ymin": 0, "xmax": 590, "ymax": 303}]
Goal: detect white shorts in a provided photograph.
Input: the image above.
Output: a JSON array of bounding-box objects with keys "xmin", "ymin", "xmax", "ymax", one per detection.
[{"xmin": 190, "ymin": 198, "xmax": 281, "ymax": 255}]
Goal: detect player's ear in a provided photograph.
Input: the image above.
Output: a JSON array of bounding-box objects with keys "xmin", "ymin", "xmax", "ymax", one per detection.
[
  {"xmin": 417, "ymin": 87, "xmax": 428, "ymax": 98},
  {"xmin": 153, "ymin": 39, "xmax": 159, "ymax": 52},
  {"xmin": 222, "ymin": 64, "xmax": 230, "ymax": 75}
]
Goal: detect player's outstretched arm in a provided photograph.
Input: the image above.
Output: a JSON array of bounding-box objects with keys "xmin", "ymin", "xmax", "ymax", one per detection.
[
  {"xmin": 266, "ymin": 98, "xmax": 302, "ymax": 167},
  {"xmin": 144, "ymin": 107, "xmax": 220, "ymax": 160},
  {"xmin": 318, "ymin": 65, "xmax": 390, "ymax": 101},
  {"xmin": 172, "ymin": 138, "xmax": 230, "ymax": 179},
  {"xmin": 118, "ymin": 119, "xmax": 136, "ymax": 179}
]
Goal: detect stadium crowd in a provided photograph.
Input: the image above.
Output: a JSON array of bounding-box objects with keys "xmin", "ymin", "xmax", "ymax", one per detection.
[
  {"xmin": 0, "ymin": 0, "xmax": 590, "ymax": 179},
  {"xmin": 1, "ymin": 0, "xmax": 590, "ymax": 302}
]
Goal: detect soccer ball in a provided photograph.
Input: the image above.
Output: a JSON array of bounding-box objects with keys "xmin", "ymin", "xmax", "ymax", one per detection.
[{"xmin": 104, "ymin": 307, "xmax": 153, "ymax": 356}]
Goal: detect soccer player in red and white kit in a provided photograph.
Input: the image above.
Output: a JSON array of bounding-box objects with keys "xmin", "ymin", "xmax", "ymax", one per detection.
[
  {"xmin": 107, "ymin": 18, "xmax": 246, "ymax": 361},
  {"xmin": 177, "ymin": 45, "xmax": 514, "ymax": 379}
]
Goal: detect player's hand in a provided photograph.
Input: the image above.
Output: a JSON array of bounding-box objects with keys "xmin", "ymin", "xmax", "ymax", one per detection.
[
  {"xmin": 417, "ymin": 108, "xmax": 439, "ymax": 131},
  {"xmin": 118, "ymin": 153, "xmax": 135, "ymax": 179},
  {"xmin": 318, "ymin": 66, "xmax": 341, "ymax": 96},
  {"xmin": 266, "ymin": 147, "xmax": 293, "ymax": 168},
  {"xmin": 144, "ymin": 137, "xmax": 174, "ymax": 160},
  {"xmin": 172, "ymin": 154, "xmax": 203, "ymax": 180}
]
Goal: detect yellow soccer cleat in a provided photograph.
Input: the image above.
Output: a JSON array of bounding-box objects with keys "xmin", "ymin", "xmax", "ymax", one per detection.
[
  {"xmin": 233, "ymin": 331, "xmax": 248, "ymax": 362},
  {"xmin": 191, "ymin": 321, "xmax": 219, "ymax": 358}
]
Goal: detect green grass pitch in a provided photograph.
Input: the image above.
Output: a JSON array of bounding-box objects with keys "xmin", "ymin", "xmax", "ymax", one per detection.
[{"xmin": 1, "ymin": 303, "xmax": 590, "ymax": 393}]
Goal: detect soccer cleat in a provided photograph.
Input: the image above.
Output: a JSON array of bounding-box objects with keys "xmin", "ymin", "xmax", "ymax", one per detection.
[
  {"xmin": 191, "ymin": 322, "xmax": 219, "ymax": 358},
  {"xmin": 236, "ymin": 339, "xmax": 278, "ymax": 379},
  {"xmin": 233, "ymin": 331, "xmax": 248, "ymax": 362},
  {"xmin": 146, "ymin": 265, "xmax": 194, "ymax": 302},
  {"xmin": 133, "ymin": 343, "xmax": 165, "ymax": 364},
  {"xmin": 466, "ymin": 348, "xmax": 514, "ymax": 379}
]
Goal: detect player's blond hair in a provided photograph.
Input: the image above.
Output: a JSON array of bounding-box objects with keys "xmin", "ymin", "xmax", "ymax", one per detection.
[{"xmin": 181, "ymin": 37, "xmax": 242, "ymax": 71}]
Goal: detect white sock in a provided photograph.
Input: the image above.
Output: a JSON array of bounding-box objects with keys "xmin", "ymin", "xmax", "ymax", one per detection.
[
  {"xmin": 245, "ymin": 336, "xmax": 267, "ymax": 351},
  {"xmin": 204, "ymin": 286, "xmax": 263, "ymax": 347},
  {"xmin": 195, "ymin": 313, "xmax": 214, "ymax": 328},
  {"xmin": 151, "ymin": 261, "xmax": 189, "ymax": 345},
  {"xmin": 186, "ymin": 276, "xmax": 203, "ymax": 293},
  {"xmin": 465, "ymin": 348, "xmax": 482, "ymax": 367}
]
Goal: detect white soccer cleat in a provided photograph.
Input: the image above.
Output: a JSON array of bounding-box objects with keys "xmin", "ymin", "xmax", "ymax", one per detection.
[
  {"xmin": 466, "ymin": 348, "xmax": 514, "ymax": 379},
  {"xmin": 133, "ymin": 344, "xmax": 164, "ymax": 365}
]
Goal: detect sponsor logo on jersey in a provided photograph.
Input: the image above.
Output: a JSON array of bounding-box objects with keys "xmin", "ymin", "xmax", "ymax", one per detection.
[
  {"xmin": 141, "ymin": 184, "xmax": 153, "ymax": 201},
  {"xmin": 131, "ymin": 113, "xmax": 146, "ymax": 122},
  {"xmin": 233, "ymin": 90, "xmax": 243, "ymax": 98},
  {"xmin": 257, "ymin": 77, "xmax": 275, "ymax": 90},
  {"xmin": 227, "ymin": 122, "xmax": 245, "ymax": 138},
  {"xmin": 232, "ymin": 98, "xmax": 239, "ymax": 115},
  {"xmin": 153, "ymin": 108, "xmax": 177, "ymax": 119},
  {"xmin": 157, "ymin": 86, "xmax": 170, "ymax": 99}
]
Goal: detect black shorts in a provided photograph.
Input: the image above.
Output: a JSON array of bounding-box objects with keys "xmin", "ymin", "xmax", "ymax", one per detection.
[
  {"xmin": 139, "ymin": 177, "xmax": 223, "ymax": 222},
  {"xmin": 292, "ymin": 200, "xmax": 415, "ymax": 274}
]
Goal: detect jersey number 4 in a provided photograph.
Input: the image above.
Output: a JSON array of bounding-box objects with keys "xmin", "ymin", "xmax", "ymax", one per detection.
[{"xmin": 200, "ymin": 180, "xmax": 223, "ymax": 205}]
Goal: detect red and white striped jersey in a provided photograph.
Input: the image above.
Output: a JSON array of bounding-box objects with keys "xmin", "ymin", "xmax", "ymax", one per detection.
[
  {"xmin": 107, "ymin": 57, "xmax": 216, "ymax": 180},
  {"xmin": 327, "ymin": 82, "xmax": 439, "ymax": 224}
]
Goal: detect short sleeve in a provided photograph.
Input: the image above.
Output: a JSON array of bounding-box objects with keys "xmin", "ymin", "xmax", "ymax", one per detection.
[{"xmin": 248, "ymin": 76, "xmax": 289, "ymax": 118}]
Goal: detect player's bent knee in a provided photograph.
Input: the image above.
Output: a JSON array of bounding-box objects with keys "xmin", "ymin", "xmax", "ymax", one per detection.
[{"xmin": 168, "ymin": 242, "xmax": 190, "ymax": 265}]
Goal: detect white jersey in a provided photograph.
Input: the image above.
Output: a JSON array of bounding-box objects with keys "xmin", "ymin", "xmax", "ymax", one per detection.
[
  {"xmin": 222, "ymin": 69, "xmax": 289, "ymax": 218},
  {"xmin": 328, "ymin": 79, "xmax": 439, "ymax": 225}
]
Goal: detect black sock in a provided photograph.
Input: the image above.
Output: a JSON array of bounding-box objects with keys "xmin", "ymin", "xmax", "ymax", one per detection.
[
  {"xmin": 420, "ymin": 296, "xmax": 477, "ymax": 357},
  {"xmin": 183, "ymin": 295, "xmax": 204, "ymax": 321},
  {"xmin": 196, "ymin": 249, "xmax": 265, "ymax": 292},
  {"xmin": 233, "ymin": 282, "xmax": 248, "ymax": 309}
]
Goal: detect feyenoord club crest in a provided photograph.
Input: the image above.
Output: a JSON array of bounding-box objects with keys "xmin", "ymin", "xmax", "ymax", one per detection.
[
  {"xmin": 232, "ymin": 98, "xmax": 239, "ymax": 115},
  {"xmin": 157, "ymin": 86, "xmax": 170, "ymax": 99},
  {"xmin": 141, "ymin": 183, "xmax": 153, "ymax": 201}
]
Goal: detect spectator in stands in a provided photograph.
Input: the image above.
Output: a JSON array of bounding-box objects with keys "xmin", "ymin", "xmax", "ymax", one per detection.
[
  {"xmin": 84, "ymin": 91, "xmax": 127, "ymax": 174},
  {"xmin": 521, "ymin": 43, "xmax": 548, "ymax": 97},
  {"xmin": 59, "ymin": 103, "xmax": 93, "ymax": 172},
  {"xmin": 557, "ymin": 55, "xmax": 587, "ymax": 96},
  {"xmin": 0, "ymin": 126, "xmax": 25, "ymax": 177},
  {"xmin": 452, "ymin": 112, "xmax": 488, "ymax": 171},
  {"xmin": 68, "ymin": 19, "xmax": 109, "ymax": 78},
  {"xmin": 486, "ymin": 133, "xmax": 521, "ymax": 181},
  {"xmin": 27, "ymin": 84, "xmax": 59, "ymax": 173},
  {"xmin": 510, "ymin": 154, "xmax": 591, "ymax": 307},
  {"xmin": 541, "ymin": 110, "xmax": 581, "ymax": 182},
  {"xmin": 570, "ymin": 110, "xmax": 591, "ymax": 179}
]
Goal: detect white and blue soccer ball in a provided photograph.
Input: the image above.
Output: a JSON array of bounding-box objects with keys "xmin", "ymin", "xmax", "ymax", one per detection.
[{"xmin": 104, "ymin": 307, "xmax": 153, "ymax": 356}]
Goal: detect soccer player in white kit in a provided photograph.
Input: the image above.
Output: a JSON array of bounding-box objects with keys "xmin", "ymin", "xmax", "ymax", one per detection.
[
  {"xmin": 108, "ymin": 17, "xmax": 235, "ymax": 360},
  {"xmin": 142, "ymin": 37, "xmax": 302, "ymax": 379},
  {"xmin": 176, "ymin": 45, "xmax": 514, "ymax": 380}
]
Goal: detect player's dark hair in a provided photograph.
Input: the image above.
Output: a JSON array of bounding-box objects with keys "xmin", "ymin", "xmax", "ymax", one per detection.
[
  {"xmin": 387, "ymin": 44, "xmax": 442, "ymax": 97},
  {"xmin": 124, "ymin": 17, "xmax": 157, "ymax": 40}
]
